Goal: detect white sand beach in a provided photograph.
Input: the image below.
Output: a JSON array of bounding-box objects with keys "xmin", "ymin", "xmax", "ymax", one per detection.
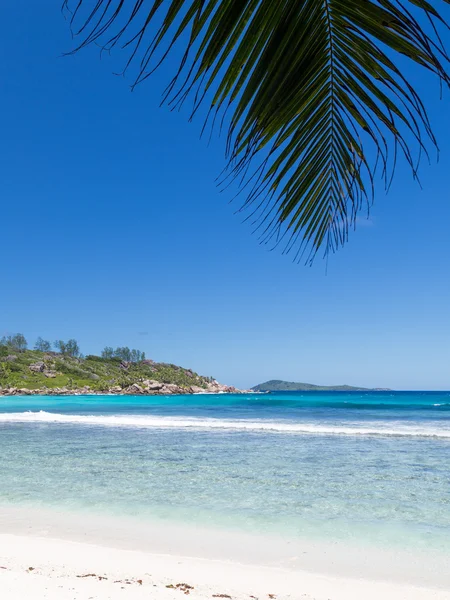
[
  {"xmin": 1, "ymin": 533, "xmax": 450, "ymax": 600},
  {"xmin": 0, "ymin": 505, "xmax": 449, "ymax": 600}
]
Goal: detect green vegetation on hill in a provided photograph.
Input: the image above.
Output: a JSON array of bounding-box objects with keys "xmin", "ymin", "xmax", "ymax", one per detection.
[
  {"xmin": 252, "ymin": 380, "xmax": 384, "ymax": 392},
  {"xmin": 0, "ymin": 334, "xmax": 212, "ymax": 391}
]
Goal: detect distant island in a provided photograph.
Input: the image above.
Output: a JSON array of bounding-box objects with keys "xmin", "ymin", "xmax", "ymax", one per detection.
[{"xmin": 252, "ymin": 379, "xmax": 390, "ymax": 392}]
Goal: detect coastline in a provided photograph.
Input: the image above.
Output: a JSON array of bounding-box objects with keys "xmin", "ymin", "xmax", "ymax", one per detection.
[
  {"xmin": 1, "ymin": 531, "xmax": 449, "ymax": 600},
  {"xmin": 2, "ymin": 393, "xmax": 450, "ymax": 598},
  {"xmin": 0, "ymin": 506, "xmax": 450, "ymax": 599},
  {"xmin": 0, "ymin": 382, "xmax": 248, "ymax": 397}
]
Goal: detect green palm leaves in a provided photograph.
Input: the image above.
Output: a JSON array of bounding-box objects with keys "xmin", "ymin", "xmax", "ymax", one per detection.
[{"xmin": 63, "ymin": 0, "xmax": 449, "ymax": 259}]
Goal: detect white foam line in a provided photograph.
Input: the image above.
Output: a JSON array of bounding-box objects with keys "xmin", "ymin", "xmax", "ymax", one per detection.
[{"xmin": 0, "ymin": 411, "xmax": 449, "ymax": 439}]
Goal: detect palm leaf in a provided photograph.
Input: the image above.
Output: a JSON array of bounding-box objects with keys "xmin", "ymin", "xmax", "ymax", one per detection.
[{"xmin": 62, "ymin": 0, "xmax": 450, "ymax": 261}]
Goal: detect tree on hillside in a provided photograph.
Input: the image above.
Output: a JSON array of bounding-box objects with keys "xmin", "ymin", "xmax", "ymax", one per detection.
[
  {"xmin": 54, "ymin": 339, "xmax": 81, "ymax": 357},
  {"xmin": 114, "ymin": 347, "xmax": 132, "ymax": 362},
  {"xmin": 130, "ymin": 349, "xmax": 146, "ymax": 363},
  {"xmin": 62, "ymin": 1, "xmax": 449, "ymax": 261},
  {"xmin": 101, "ymin": 346, "xmax": 145, "ymax": 362},
  {"xmin": 0, "ymin": 333, "xmax": 28, "ymax": 352},
  {"xmin": 114, "ymin": 347, "xmax": 146, "ymax": 362},
  {"xmin": 101, "ymin": 346, "xmax": 115, "ymax": 359},
  {"xmin": 54, "ymin": 340, "xmax": 66, "ymax": 355},
  {"xmin": 35, "ymin": 337, "xmax": 52, "ymax": 352}
]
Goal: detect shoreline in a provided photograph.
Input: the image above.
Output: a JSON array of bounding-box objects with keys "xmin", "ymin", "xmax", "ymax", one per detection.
[
  {"xmin": 1, "ymin": 531, "xmax": 449, "ymax": 600},
  {"xmin": 0, "ymin": 505, "xmax": 449, "ymax": 599},
  {"xmin": 0, "ymin": 384, "xmax": 249, "ymax": 397}
]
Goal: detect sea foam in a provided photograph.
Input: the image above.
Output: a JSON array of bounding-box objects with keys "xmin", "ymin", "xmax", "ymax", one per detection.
[{"xmin": 0, "ymin": 411, "xmax": 449, "ymax": 439}]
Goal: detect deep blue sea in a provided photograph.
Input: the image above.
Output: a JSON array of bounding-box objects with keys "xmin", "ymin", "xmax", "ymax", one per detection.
[{"xmin": 0, "ymin": 391, "xmax": 449, "ymax": 554}]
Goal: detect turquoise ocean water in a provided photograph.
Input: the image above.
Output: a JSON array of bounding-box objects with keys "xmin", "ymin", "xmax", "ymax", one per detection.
[{"xmin": 0, "ymin": 391, "xmax": 449, "ymax": 554}]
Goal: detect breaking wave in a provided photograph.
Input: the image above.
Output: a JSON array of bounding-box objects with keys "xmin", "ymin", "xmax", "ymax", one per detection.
[{"xmin": 0, "ymin": 411, "xmax": 449, "ymax": 439}]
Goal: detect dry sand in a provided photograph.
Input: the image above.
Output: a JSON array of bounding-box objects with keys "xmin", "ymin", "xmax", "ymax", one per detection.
[
  {"xmin": 1, "ymin": 533, "xmax": 450, "ymax": 600},
  {"xmin": 0, "ymin": 505, "xmax": 449, "ymax": 600}
]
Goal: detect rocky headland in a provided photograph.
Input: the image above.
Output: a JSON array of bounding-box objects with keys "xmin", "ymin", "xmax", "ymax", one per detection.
[
  {"xmin": 0, "ymin": 348, "xmax": 247, "ymax": 396},
  {"xmin": 0, "ymin": 378, "xmax": 244, "ymax": 397}
]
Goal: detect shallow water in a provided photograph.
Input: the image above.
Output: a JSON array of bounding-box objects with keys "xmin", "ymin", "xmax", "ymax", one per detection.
[{"xmin": 0, "ymin": 391, "xmax": 449, "ymax": 554}]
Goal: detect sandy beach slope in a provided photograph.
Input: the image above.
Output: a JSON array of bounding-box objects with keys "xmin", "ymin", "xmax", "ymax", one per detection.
[{"xmin": 0, "ymin": 534, "xmax": 449, "ymax": 600}]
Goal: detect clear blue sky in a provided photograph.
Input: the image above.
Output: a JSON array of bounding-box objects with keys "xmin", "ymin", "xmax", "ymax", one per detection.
[{"xmin": 1, "ymin": 2, "xmax": 450, "ymax": 390}]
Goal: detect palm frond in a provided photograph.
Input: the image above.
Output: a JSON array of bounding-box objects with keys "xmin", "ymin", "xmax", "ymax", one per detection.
[{"xmin": 62, "ymin": 0, "xmax": 450, "ymax": 260}]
